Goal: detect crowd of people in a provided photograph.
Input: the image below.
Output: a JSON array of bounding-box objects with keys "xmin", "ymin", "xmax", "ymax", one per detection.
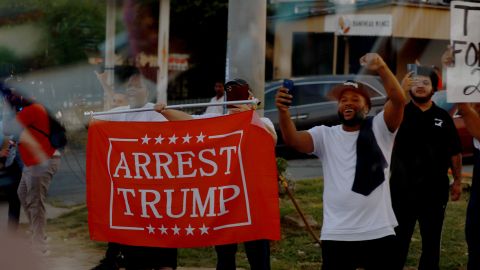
[{"xmin": 0, "ymin": 49, "xmax": 479, "ymax": 270}]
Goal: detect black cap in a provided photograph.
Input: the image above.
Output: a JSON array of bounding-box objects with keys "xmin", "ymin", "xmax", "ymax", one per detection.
[
  {"xmin": 225, "ymin": 78, "xmax": 249, "ymax": 88},
  {"xmin": 225, "ymin": 78, "xmax": 251, "ymax": 103}
]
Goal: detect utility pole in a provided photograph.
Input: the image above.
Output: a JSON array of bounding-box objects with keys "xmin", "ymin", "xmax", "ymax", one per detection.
[
  {"xmin": 104, "ymin": 0, "xmax": 116, "ymax": 110},
  {"xmin": 156, "ymin": 0, "xmax": 170, "ymax": 104},
  {"xmin": 226, "ymin": 0, "xmax": 266, "ymax": 115}
]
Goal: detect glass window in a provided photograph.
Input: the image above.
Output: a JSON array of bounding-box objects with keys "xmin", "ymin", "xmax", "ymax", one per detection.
[
  {"xmin": 264, "ymin": 88, "xmax": 277, "ymax": 110},
  {"xmin": 292, "ymin": 83, "xmax": 336, "ymax": 106}
]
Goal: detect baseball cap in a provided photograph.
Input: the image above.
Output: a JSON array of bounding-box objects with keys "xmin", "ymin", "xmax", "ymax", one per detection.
[
  {"xmin": 328, "ymin": 80, "xmax": 372, "ymax": 109},
  {"xmin": 225, "ymin": 79, "xmax": 251, "ymax": 102}
]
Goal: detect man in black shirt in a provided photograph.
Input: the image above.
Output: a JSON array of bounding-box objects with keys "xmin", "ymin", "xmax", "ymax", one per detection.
[
  {"xmin": 458, "ymin": 103, "xmax": 480, "ymax": 270},
  {"xmin": 390, "ymin": 66, "xmax": 462, "ymax": 270}
]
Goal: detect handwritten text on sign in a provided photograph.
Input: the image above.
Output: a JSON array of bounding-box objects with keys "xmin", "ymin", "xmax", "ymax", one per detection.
[{"xmin": 448, "ymin": 1, "xmax": 480, "ymax": 102}]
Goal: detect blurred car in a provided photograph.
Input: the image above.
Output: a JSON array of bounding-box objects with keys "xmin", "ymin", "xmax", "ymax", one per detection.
[
  {"xmin": 432, "ymin": 90, "xmax": 474, "ymax": 159},
  {"xmin": 263, "ymin": 75, "xmax": 387, "ymax": 156}
]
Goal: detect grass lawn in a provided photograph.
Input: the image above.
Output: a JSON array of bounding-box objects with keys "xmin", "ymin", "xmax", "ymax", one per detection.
[{"xmin": 48, "ymin": 178, "xmax": 469, "ymax": 270}]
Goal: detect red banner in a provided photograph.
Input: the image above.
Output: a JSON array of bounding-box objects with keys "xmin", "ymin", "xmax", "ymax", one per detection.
[{"xmin": 86, "ymin": 111, "xmax": 280, "ymax": 248}]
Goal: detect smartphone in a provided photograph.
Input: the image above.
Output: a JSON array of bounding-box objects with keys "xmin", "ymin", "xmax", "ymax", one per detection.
[
  {"xmin": 283, "ymin": 79, "xmax": 294, "ymax": 92},
  {"xmin": 282, "ymin": 79, "xmax": 294, "ymax": 106},
  {"xmin": 407, "ymin": 64, "xmax": 418, "ymax": 75}
]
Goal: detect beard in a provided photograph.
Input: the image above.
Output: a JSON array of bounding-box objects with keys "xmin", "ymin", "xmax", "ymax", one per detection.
[
  {"xmin": 338, "ymin": 110, "xmax": 367, "ymax": 127},
  {"xmin": 409, "ymin": 90, "xmax": 433, "ymax": 104}
]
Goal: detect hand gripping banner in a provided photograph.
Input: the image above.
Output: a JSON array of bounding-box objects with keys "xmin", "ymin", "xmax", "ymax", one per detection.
[{"xmin": 86, "ymin": 111, "xmax": 280, "ymax": 248}]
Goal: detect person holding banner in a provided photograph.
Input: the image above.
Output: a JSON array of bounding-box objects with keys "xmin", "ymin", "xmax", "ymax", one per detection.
[
  {"xmin": 275, "ymin": 53, "xmax": 406, "ymax": 270},
  {"xmin": 95, "ymin": 70, "xmax": 128, "ymax": 110},
  {"xmin": 389, "ymin": 65, "xmax": 462, "ymax": 270},
  {"xmin": 155, "ymin": 78, "xmax": 277, "ymax": 270},
  {"xmin": 213, "ymin": 79, "xmax": 276, "ymax": 270},
  {"xmin": 457, "ymin": 103, "xmax": 480, "ymax": 270},
  {"xmin": 91, "ymin": 69, "xmax": 175, "ymax": 270}
]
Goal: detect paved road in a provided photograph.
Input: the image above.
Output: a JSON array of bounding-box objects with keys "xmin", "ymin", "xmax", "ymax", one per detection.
[
  {"xmin": 285, "ymin": 158, "xmax": 323, "ymax": 180},
  {"xmin": 46, "ymin": 149, "xmax": 474, "ymax": 206},
  {"xmin": 47, "ymin": 149, "xmax": 326, "ymax": 206},
  {"xmin": 48, "ymin": 148, "xmax": 87, "ymax": 206}
]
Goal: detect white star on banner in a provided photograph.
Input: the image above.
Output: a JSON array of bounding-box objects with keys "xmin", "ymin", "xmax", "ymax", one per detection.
[
  {"xmin": 141, "ymin": 134, "xmax": 151, "ymax": 144},
  {"xmin": 155, "ymin": 135, "xmax": 164, "ymax": 144},
  {"xmin": 168, "ymin": 134, "xmax": 178, "ymax": 144},
  {"xmin": 185, "ymin": 224, "xmax": 195, "ymax": 236},
  {"xmin": 146, "ymin": 224, "xmax": 155, "ymax": 234},
  {"xmin": 196, "ymin": 132, "xmax": 205, "ymax": 143},
  {"xmin": 199, "ymin": 224, "xmax": 209, "ymax": 235},
  {"xmin": 172, "ymin": 225, "xmax": 181, "ymax": 235},
  {"xmin": 158, "ymin": 225, "xmax": 168, "ymax": 235},
  {"xmin": 182, "ymin": 133, "xmax": 192, "ymax": 144}
]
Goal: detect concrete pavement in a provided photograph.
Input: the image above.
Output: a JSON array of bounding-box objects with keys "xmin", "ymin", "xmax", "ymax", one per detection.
[
  {"xmin": 46, "ymin": 149, "xmax": 474, "ymax": 206},
  {"xmin": 0, "ymin": 201, "xmax": 72, "ymax": 231}
]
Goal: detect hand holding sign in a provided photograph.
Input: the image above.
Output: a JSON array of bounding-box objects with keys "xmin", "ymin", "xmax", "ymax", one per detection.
[{"xmin": 441, "ymin": 45, "xmax": 454, "ymax": 67}]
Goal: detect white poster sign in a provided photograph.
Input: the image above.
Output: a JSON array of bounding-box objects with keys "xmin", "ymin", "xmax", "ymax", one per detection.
[
  {"xmin": 447, "ymin": 1, "xmax": 480, "ymax": 102},
  {"xmin": 324, "ymin": 14, "xmax": 392, "ymax": 36}
]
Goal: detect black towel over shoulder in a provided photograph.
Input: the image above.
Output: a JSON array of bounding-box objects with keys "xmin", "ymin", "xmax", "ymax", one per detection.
[{"xmin": 352, "ymin": 116, "xmax": 387, "ymax": 196}]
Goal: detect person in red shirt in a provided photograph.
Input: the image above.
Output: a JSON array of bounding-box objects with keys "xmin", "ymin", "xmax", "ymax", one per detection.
[{"xmin": 2, "ymin": 87, "xmax": 61, "ymax": 256}]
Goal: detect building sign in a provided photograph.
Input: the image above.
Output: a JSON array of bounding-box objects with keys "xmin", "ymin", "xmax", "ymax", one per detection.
[
  {"xmin": 447, "ymin": 1, "xmax": 480, "ymax": 102},
  {"xmin": 168, "ymin": 53, "xmax": 190, "ymax": 71},
  {"xmin": 86, "ymin": 111, "xmax": 280, "ymax": 248},
  {"xmin": 91, "ymin": 53, "xmax": 190, "ymax": 72},
  {"xmin": 325, "ymin": 14, "xmax": 392, "ymax": 36}
]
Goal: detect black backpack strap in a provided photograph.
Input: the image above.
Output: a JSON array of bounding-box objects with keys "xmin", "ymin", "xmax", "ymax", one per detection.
[{"xmin": 28, "ymin": 124, "xmax": 49, "ymax": 138}]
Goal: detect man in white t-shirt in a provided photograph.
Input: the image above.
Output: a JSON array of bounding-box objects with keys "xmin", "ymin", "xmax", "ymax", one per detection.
[
  {"xmin": 204, "ymin": 81, "xmax": 225, "ymax": 114},
  {"xmin": 275, "ymin": 53, "xmax": 406, "ymax": 270}
]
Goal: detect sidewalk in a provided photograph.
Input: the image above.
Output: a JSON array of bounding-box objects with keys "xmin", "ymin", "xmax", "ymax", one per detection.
[
  {"xmin": 0, "ymin": 201, "xmax": 72, "ymax": 229},
  {"xmin": 0, "ymin": 201, "xmax": 103, "ymax": 269},
  {"xmin": 0, "ymin": 201, "xmax": 242, "ymax": 269}
]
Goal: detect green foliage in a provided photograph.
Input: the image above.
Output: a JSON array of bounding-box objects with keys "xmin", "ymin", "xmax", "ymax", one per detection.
[
  {"xmin": 0, "ymin": 46, "xmax": 17, "ymax": 73},
  {"xmin": 0, "ymin": 46, "xmax": 16, "ymax": 60},
  {"xmin": 40, "ymin": 0, "xmax": 105, "ymax": 66},
  {"xmin": 276, "ymin": 157, "xmax": 289, "ymax": 175},
  {"xmin": 0, "ymin": 0, "xmax": 106, "ymax": 69}
]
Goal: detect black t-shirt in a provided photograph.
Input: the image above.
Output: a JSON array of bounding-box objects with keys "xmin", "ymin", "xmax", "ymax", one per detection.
[{"xmin": 390, "ymin": 101, "xmax": 462, "ymax": 199}]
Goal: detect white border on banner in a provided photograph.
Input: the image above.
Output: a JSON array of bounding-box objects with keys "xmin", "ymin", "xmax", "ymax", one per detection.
[{"xmin": 105, "ymin": 130, "xmax": 252, "ymax": 231}]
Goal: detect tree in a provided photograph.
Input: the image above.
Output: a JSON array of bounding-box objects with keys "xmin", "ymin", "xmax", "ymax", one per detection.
[{"xmin": 39, "ymin": 0, "xmax": 105, "ymax": 66}]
